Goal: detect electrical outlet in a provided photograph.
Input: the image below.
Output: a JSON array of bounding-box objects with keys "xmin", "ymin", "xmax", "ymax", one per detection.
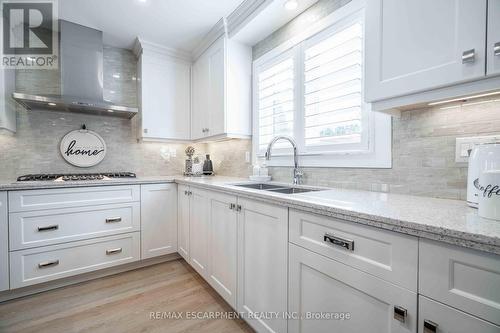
[{"xmin": 455, "ymin": 135, "xmax": 500, "ymax": 163}]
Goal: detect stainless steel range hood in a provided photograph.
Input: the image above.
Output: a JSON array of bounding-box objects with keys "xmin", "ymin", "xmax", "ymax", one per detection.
[{"xmin": 12, "ymin": 20, "xmax": 138, "ymax": 119}]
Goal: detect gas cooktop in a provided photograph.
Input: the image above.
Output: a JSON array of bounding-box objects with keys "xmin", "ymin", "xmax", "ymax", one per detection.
[{"xmin": 17, "ymin": 172, "xmax": 137, "ymax": 182}]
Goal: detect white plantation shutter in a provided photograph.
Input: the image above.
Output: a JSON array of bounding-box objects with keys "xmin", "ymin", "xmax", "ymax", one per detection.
[
  {"xmin": 252, "ymin": 6, "xmax": 386, "ymax": 167},
  {"xmin": 303, "ymin": 20, "xmax": 366, "ymax": 150},
  {"xmin": 257, "ymin": 55, "xmax": 295, "ymax": 151}
]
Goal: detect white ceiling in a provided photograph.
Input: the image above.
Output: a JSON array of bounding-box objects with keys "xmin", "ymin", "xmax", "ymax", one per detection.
[{"xmin": 59, "ymin": 0, "xmax": 244, "ymax": 51}]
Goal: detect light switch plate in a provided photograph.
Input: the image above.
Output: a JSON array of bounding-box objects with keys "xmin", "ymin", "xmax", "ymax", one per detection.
[{"xmin": 455, "ymin": 135, "xmax": 500, "ymax": 163}]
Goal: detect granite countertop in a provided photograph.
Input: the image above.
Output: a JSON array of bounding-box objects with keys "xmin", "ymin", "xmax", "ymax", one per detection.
[{"xmin": 1, "ymin": 175, "xmax": 499, "ymax": 255}]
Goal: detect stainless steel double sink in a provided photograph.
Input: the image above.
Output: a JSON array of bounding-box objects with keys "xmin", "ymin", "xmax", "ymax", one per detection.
[{"xmin": 233, "ymin": 183, "xmax": 321, "ymax": 194}]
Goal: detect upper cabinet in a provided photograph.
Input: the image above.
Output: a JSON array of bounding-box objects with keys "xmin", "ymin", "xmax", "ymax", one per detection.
[
  {"xmin": 365, "ymin": 0, "xmax": 500, "ymax": 111},
  {"xmin": 487, "ymin": 0, "xmax": 500, "ymax": 76},
  {"xmin": 135, "ymin": 40, "xmax": 191, "ymax": 141},
  {"xmin": 191, "ymin": 36, "xmax": 252, "ymax": 141}
]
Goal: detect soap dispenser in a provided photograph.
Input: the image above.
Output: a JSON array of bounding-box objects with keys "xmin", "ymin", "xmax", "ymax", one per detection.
[{"xmin": 203, "ymin": 154, "xmax": 214, "ymax": 175}]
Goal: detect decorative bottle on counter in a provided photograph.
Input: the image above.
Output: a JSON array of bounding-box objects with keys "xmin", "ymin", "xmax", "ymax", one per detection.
[{"xmin": 203, "ymin": 154, "xmax": 214, "ymax": 175}]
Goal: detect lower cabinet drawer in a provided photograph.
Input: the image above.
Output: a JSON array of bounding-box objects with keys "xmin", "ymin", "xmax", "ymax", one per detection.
[
  {"xmin": 418, "ymin": 296, "xmax": 500, "ymax": 333},
  {"xmin": 289, "ymin": 209, "xmax": 418, "ymax": 291},
  {"xmin": 10, "ymin": 232, "xmax": 140, "ymax": 289},
  {"xmin": 419, "ymin": 239, "xmax": 500, "ymax": 325},
  {"xmin": 289, "ymin": 243, "xmax": 417, "ymax": 333},
  {"xmin": 9, "ymin": 202, "xmax": 140, "ymax": 250}
]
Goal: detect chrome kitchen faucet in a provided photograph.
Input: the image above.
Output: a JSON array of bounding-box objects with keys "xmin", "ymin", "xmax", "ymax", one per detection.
[{"xmin": 265, "ymin": 136, "xmax": 303, "ymax": 185}]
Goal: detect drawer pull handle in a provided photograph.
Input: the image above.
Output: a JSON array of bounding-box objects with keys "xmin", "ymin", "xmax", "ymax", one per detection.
[
  {"xmin": 323, "ymin": 233, "xmax": 354, "ymax": 251},
  {"xmin": 38, "ymin": 260, "xmax": 59, "ymax": 268},
  {"xmin": 462, "ymin": 49, "xmax": 475, "ymax": 63},
  {"xmin": 37, "ymin": 225, "xmax": 59, "ymax": 232},
  {"xmin": 393, "ymin": 306, "xmax": 407, "ymax": 323},
  {"xmin": 105, "ymin": 217, "xmax": 122, "ymax": 223},
  {"xmin": 423, "ymin": 320, "xmax": 438, "ymax": 333},
  {"xmin": 495, "ymin": 42, "xmax": 500, "ymax": 56},
  {"xmin": 106, "ymin": 248, "xmax": 123, "ymax": 255}
]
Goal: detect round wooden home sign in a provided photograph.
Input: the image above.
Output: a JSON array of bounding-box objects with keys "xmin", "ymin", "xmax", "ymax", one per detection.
[{"xmin": 60, "ymin": 128, "xmax": 107, "ymax": 167}]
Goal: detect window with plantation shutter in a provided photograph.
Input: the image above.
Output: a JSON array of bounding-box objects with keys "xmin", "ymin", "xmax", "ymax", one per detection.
[
  {"xmin": 256, "ymin": 53, "xmax": 295, "ymax": 152},
  {"xmin": 252, "ymin": 1, "xmax": 391, "ymax": 168},
  {"xmin": 303, "ymin": 21, "xmax": 367, "ymax": 151}
]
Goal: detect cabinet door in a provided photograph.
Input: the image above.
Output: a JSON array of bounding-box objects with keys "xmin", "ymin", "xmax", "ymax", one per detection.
[
  {"xmin": 289, "ymin": 244, "xmax": 417, "ymax": 333},
  {"xmin": 206, "ymin": 37, "xmax": 225, "ymax": 137},
  {"xmin": 487, "ymin": 0, "xmax": 500, "ymax": 76},
  {"xmin": 140, "ymin": 54, "xmax": 190, "ymax": 140},
  {"xmin": 141, "ymin": 184, "xmax": 177, "ymax": 259},
  {"xmin": 191, "ymin": 54, "xmax": 209, "ymax": 140},
  {"xmin": 0, "ymin": 192, "xmax": 8, "ymax": 291},
  {"xmin": 189, "ymin": 187, "xmax": 210, "ymax": 279},
  {"xmin": 418, "ymin": 296, "xmax": 500, "ymax": 333},
  {"xmin": 207, "ymin": 191, "xmax": 238, "ymax": 308},
  {"xmin": 177, "ymin": 185, "xmax": 190, "ymax": 261},
  {"xmin": 365, "ymin": 0, "xmax": 487, "ymax": 101},
  {"xmin": 237, "ymin": 198, "xmax": 288, "ymax": 333}
]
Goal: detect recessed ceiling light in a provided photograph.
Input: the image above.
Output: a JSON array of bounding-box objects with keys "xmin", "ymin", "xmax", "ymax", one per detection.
[
  {"xmin": 107, "ymin": 109, "xmax": 114, "ymax": 113},
  {"xmin": 138, "ymin": 0, "xmax": 147, "ymax": 3},
  {"xmin": 284, "ymin": 0, "xmax": 298, "ymax": 10},
  {"xmin": 48, "ymin": 102, "xmax": 56, "ymax": 106},
  {"xmin": 112, "ymin": 73, "xmax": 120, "ymax": 79}
]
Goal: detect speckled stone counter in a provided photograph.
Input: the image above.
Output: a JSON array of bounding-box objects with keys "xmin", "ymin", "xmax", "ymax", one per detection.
[{"xmin": 1, "ymin": 176, "xmax": 499, "ymax": 255}]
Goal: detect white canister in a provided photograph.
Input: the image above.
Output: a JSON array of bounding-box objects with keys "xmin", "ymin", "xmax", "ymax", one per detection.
[
  {"xmin": 478, "ymin": 170, "xmax": 500, "ymax": 221},
  {"xmin": 467, "ymin": 143, "xmax": 500, "ymax": 207}
]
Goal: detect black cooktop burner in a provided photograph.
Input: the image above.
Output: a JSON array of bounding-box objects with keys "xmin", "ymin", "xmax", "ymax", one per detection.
[{"xmin": 17, "ymin": 172, "xmax": 137, "ymax": 182}]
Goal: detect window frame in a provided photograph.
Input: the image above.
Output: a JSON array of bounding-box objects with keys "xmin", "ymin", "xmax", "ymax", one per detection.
[{"xmin": 252, "ymin": 0, "xmax": 392, "ymax": 168}]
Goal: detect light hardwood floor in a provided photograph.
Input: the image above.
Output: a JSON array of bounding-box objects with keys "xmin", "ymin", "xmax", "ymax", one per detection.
[{"xmin": 0, "ymin": 259, "xmax": 254, "ymax": 333}]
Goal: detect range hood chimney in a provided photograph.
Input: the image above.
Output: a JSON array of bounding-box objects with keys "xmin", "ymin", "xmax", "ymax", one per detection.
[{"xmin": 12, "ymin": 20, "xmax": 138, "ymax": 119}]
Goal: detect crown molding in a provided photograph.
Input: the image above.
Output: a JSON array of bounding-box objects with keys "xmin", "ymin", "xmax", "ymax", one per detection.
[
  {"xmin": 226, "ymin": 0, "xmax": 272, "ymax": 38},
  {"xmin": 133, "ymin": 37, "xmax": 192, "ymax": 63},
  {"xmin": 191, "ymin": 18, "xmax": 227, "ymax": 61}
]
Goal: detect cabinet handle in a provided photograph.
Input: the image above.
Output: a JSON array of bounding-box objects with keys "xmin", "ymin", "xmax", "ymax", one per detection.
[
  {"xmin": 462, "ymin": 49, "xmax": 475, "ymax": 63},
  {"xmin": 494, "ymin": 42, "xmax": 500, "ymax": 56},
  {"xmin": 106, "ymin": 248, "xmax": 123, "ymax": 255},
  {"xmin": 105, "ymin": 217, "xmax": 122, "ymax": 223},
  {"xmin": 37, "ymin": 225, "xmax": 59, "ymax": 232},
  {"xmin": 184, "ymin": 190, "xmax": 188, "ymax": 195},
  {"xmin": 38, "ymin": 259, "xmax": 59, "ymax": 268},
  {"xmin": 423, "ymin": 320, "xmax": 438, "ymax": 333},
  {"xmin": 229, "ymin": 203, "xmax": 235, "ymax": 210},
  {"xmin": 188, "ymin": 191, "xmax": 193, "ymax": 196},
  {"xmin": 393, "ymin": 306, "xmax": 407, "ymax": 323},
  {"xmin": 323, "ymin": 233, "xmax": 354, "ymax": 251}
]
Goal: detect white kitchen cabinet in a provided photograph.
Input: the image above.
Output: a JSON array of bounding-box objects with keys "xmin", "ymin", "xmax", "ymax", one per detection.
[
  {"xmin": 136, "ymin": 40, "xmax": 191, "ymax": 141},
  {"xmin": 419, "ymin": 239, "xmax": 500, "ymax": 325},
  {"xmin": 188, "ymin": 187, "xmax": 210, "ymax": 279},
  {"xmin": 487, "ymin": 0, "xmax": 500, "ymax": 76},
  {"xmin": 177, "ymin": 184, "xmax": 190, "ymax": 261},
  {"xmin": 0, "ymin": 192, "xmax": 8, "ymax": 291},
  {"xmin": 289, "ymin": 243, "xmax": 417, "ymax": 333},
  {"xmin": 10, "ymin": 232, "xmax": 140, "ymax": 289},
  {"xmin": 365, "ymin": 0, "xmax": 487, "ymax": 102},
  {"xmin": 191, "ymin": 36, "xmax": 251, "ymax": 141},
  {"xmin": 207, "ymin": 191, "xmax": 238, "ymax": 308},
  {"xmin": 140, "ymin": 184, "xmax": 177, "ymax": 259},
  {"xmin": 237, "ymin": 198, "xmax": 288, "ymax": 333},
  {"xmin": 418, "ymin": 296, "xmax": 500, "ymax": 333}
]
